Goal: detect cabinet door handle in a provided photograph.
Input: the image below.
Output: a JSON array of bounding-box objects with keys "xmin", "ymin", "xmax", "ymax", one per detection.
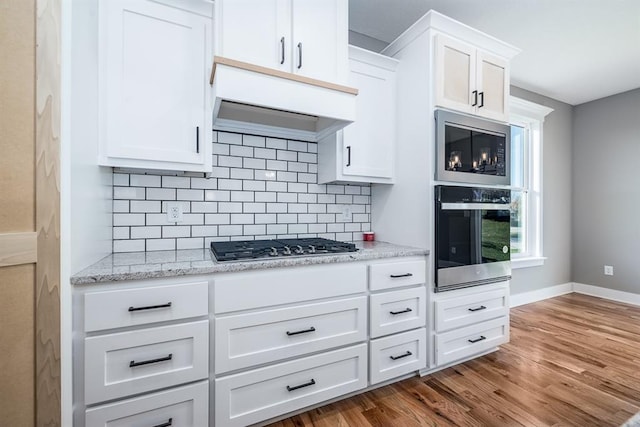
[
  {"xmin": 390, "ymin": 273, "xmax": 413, "ymax": 278},
  {"xmin": 390, "ymin": 307, "xmax": 412, "ymax": 315},
  {"xmin": 196, "ymin": 126, "xmax": 200, "ymax": 153},
  {"xmin": 468, "ymin": 305, "xmax": 487, "ymax": 312},
  {"xmin": 128, "ymin": 302, "xmax": 172, "ymax": 312},
  {"xmin": 471, "ymin": 90, "xmax": 478, "ymax": 107},
  {"xmin": 479, "ymin": 91, "xmax": 484, "ymax": 108},
  {"xmin": 280, "ymin": 37, "xmax": 285, "ymax": 65},
  {"xmin": 346, "ymin": 145, "xmax": 351, "ymax": 167},
  {"xmin": 287, "ymin": 378, "xmax": 316, "ymax": 392},
  {"xmin": 297, "ymin": 42, "xmax": 303, "ymax": 69},
  {"xmin": 389, "ymin": 350, "xmax": 412, "ymax": 361},
  {"xmin": 129, "ymin": 353, "xmax": 173, "ymax": 368},
  {"xmin": 152, "ymin": 418, "xmax": 173, "ymax": 427},
  {"xmin": 286, "ymin": 326, "xmax": 316, "ymax": 336},
  {"xmin": 468, "ymin": 336, "xmax": 486, "ymax": 344}
]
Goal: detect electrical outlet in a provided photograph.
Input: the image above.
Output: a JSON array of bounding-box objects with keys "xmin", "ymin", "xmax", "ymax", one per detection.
[
  {"xmin": 166, "ymin": 202, "xmax": 183, "ymax": 222},
  {"xmin": 604, "ymin": 265, "xmax": 614, "ymax": 276},
  {"xmin": 342, "ymin": 206, "xmax": 352, "ymax": 221}
]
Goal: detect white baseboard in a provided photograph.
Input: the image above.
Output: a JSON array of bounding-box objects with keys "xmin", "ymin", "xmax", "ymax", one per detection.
[
  {"xmin": 510, "ymin": 282, "xmax": 640, "ymax": 308},
  {"xmin": 573, "ymin": 282, "xmax": 640, "ymax": 307},
  {"xmin": 510, "ymin": 283, "xmax": 573, "ymax": 308}
]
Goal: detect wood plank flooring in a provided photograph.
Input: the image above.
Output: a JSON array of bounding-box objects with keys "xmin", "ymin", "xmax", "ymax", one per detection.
[{"xmin": 268, "ymin": 293, "xmax": 640, "ymax": 427}]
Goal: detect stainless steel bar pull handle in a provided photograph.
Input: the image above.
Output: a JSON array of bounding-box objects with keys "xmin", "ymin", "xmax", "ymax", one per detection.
[
  {"xmin": 287, "ymin": 378, "xmax": 316, "ymax": 392},
  {"xmin": 128, "ymin": 302, "xmax": 172, "ymax": 312},
  {"xmin": 286, "ymin": 326, "xmax": 316, "ymax": 336},
  {"xmin": 297, "ymin": 42, "xmax": 303, "ymax": 69},
  {"xmin": 129, "ymin": 353, "xmax": 173, "ymax": 368},
  {"xmin": 152, "ymin": 418, "xmax": 173, "ymax": 427},
  {"xmin": 280, "ymin": 37, "xmax": 285, "ymax": 64}
]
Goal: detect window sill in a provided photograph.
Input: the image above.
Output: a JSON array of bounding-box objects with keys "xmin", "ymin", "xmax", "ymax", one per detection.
[{"xmin": 512, "ymin": 256, "xmax": 546, "ymax": 269}]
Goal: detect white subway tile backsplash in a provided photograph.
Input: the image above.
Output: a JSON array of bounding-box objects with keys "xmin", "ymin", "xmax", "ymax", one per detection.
[
  {"xmin": 130, "ymin": 174, "xmax": 161, "ymax": 188},
  {"xmin": 111, "ymin": 132, "xmax": 370, "ymax": 250},
  {"xmin": 114, "ymin": 186, "xmax": 145, "ymax": 200}
]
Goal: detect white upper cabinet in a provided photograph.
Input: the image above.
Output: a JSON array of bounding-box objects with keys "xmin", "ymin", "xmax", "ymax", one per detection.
[
  {"xmin": 435, "ymin": 34, "xmax": 509, "ymax": 122},
  {"xmin": 99, "ymin": 0, "xmax": 212, "ymax": 172},
  {"xmin": 215, "ymin": 0, "xmax": 348, "ymax": 84},
  {"xmin": 318, "ymin": 47, "xmax": 398, "ymax": 184}
]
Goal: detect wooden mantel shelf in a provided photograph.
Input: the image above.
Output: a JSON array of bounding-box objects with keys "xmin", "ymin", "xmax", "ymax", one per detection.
[{"xmin": 210, "ymin": 56, "xmax": 358, "ymax": 96}]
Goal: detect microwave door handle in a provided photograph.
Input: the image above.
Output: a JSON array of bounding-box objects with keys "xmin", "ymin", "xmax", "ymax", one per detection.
[{"xmin": 441, "ymin": 203, "xmax": 510, "ymax": 211}]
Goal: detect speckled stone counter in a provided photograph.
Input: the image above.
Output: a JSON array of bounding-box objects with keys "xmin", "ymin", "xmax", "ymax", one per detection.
[{"xmin": 71, "ymin": 241, "xmax": 429, "ymax": 285}]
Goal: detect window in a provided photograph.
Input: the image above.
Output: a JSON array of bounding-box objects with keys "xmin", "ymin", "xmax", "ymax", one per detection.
[{"xmin": 509, "ymin": 97, "xmax": 553, "ymax": 268}]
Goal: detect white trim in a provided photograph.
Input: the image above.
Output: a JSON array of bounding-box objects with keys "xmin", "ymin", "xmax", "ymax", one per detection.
[
  {"xmin": 512, "ymin": 256, "xmax": 546, "ymax": 269},
  {"xmin": 573, "ymin": 283, "xmax": 640, "ymax": 307},
  {"xmin": 510, "ymin": 97, "xmax": 554, "ymax": 122},
  {"xmin": 510, "ymin": 283, "xmax": 573, "ymax": 308}
]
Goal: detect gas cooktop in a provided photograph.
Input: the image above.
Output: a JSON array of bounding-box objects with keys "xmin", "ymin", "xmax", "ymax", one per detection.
[{"xmin": 210, "ymin": 238, "xmax": 358, "ymax": 262}]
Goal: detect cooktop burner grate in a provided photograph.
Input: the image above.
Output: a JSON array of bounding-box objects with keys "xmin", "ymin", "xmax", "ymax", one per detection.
[{"xmin": 210, "ymin": 238, "xmax": 358, "ymax": 262}]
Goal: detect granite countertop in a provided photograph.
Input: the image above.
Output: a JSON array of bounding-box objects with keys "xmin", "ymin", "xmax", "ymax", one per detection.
[{"xmin": 71, "ymin": 241, "xmax": 429, "ymax": 285}]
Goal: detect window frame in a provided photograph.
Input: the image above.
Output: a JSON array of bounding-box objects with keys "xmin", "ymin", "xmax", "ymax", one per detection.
[{"xmin": 509, "ymin": 96, "xmax": 553, "ymax": 269}]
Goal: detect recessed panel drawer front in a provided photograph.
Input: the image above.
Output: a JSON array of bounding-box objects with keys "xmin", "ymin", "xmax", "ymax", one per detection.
[
  {"xmin": 369, "ymin": 328, "xmax": 427, "ymax": 385},
  {"xmin": 435, "ymin": 287, "xmax": 509, "ymax": 332},
  {"xmin": 435, "ymin": 316, "xmax": 509, "ymax": 366},
  {"xmin": 215, "ymin": 296, "xmax": 367, "ymax": 374},
  {"xmin": 214, "ymin": 263, "xmax": 367, "ymax": 313},
  {"xmin": 84, "ymin": 281, "xmax": 208, "ymax": 332},
  {"xmin": 85, "ymin": 381, "xmax": 208, "ymax": 427},
  {"xmin": 370, "ymin": 287, "xmax": 427, "ymax": 338},
  {"xmin": 215, "ymin": 344, "xmax": 368, "ymax": 427},
  {"xmin": 369, "ymin": 259, "xmax": 426, "ymax": 291},
  {"xmin": 84, "ymin": 320, "xmax": 209, "ymax": 405}
]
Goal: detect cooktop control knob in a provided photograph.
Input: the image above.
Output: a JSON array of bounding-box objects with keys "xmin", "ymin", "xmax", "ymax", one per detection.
[
  {"xmin": 294, "ymin": 245, "xmax": 304, "ymax": 254},
  {"xmin": 269, "ymin": 247, "xmax": 278, "ymax": 257},
  {"xmin": 282, "ymin": 246, "xmax": 292, "ymax": 255},
  {"xmin": 308, "ymin": 245, "xmax": 316, "ymax": 254}
]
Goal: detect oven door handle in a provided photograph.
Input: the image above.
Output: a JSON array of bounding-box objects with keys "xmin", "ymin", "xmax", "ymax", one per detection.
[{"xmin": 440, "ymin": 203, "xmax": 510, "ymax": 211}]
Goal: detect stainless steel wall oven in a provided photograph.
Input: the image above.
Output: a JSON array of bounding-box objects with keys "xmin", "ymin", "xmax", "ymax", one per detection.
[{"xmin": 435, "ymin": 185, "xmax": 511, "ymax": 292}]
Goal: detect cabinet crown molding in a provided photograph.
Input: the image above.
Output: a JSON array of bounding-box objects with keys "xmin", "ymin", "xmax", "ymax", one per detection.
[{"xmin": 382, "ymin": 10, "xmax": 521, "ymax": 60}]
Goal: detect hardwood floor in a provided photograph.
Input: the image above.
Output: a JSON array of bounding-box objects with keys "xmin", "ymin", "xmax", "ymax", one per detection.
[{"xmin": 268, "ymin": 293, "xmax": 640, "ymax": 427}]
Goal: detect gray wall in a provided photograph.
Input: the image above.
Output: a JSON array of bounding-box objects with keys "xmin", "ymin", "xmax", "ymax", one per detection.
[
  {"xmin": 509, "ymin": 86, "xmax": 574, "ymax": 295},
  {"xmin": 348, "ymin": 30, "xmax": 388, "ymax": 53},
  {"xmin": 572, "ymin": 88, "xmax": 640, "ymax": 294}
]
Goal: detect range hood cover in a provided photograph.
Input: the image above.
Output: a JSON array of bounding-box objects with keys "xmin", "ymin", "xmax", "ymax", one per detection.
[{"xmin": 210, "ymin": 57, "xmax": 357, "ymax": 142}]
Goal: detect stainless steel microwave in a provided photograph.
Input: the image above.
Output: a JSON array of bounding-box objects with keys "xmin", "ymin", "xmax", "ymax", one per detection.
[{"xmin": 435, "ymin": 109, "xmax": 511, "ymax": 186}]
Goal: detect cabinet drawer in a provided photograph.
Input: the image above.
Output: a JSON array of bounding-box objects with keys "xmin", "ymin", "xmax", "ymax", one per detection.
[
  {"xmin": 85, "ymin": 381, "xmax": 208, "ymax": 427},
  {"xmin": 370, "ymin": 328, "xmax": 426, "ymax": 385},
  {"xmin": 214, "ymin": 263, "xmax": 366, "ymax": 313},
  {"xmin": 435, "ymin": 316, "xmax": 509, "ymax": 366},
  {"xmin": 84, "ymin": 281, "xmax": 208, "ymax": 332},
  {"xmin": 369, "ymin": 259, "xmax": 426, "ymax": 291},
  {"xmin": 435, "ymin": 286, "xmax": 509, "ymax": 332},
  {"xmin": 216, "ymin": 296, "xmax": 367, "ymax": 374},
  {"xmin": 215, "ymin": 344, "xmax": 367, "ymax": 427},
  {"xmin": 85, "ymin": 320, "xmax": 209, "ymax": 405},
  {"xmin": 370, "ymin": 287, "xmax": 426, "ymax": 338}
]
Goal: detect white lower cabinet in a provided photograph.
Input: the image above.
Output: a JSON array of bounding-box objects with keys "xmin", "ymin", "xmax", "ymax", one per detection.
[
  {"xmin": 85, "ymin": 381, "xmax": 208, "ymax": 427},
  {"xmin": 84, "ymin": 320, "xmax": 209, "ymax": 404},
  {"xmin": 435, "ymin": 316, "xmax": 509, "ymax": 366},
  {"xmin": 215, "ymin": 296, "xmax": 367, "ymax": 374},
  {"xmin": 215, "ymin": 344, "xmax": 368, "ymax": 427},
  {"xmin": 370, "ymin": 328, "xmax": 427, "ymax": 385},
  {"xmin": 370, "ymin": 287, "xmax": 426, "ymax": 338}
]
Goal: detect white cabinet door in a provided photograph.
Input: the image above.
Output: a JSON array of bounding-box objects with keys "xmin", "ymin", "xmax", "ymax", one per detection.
[
  {"xmin": 99, "ymin": 0, "xmax": 211, "ymax": 171},
  {"xmin": 291, "ymin": 0, "xmax": 348, "ymax": 83},
  {"xmin": 476, "ymin": 50, "xmax": 509, "ymax": 122},
  {"xmin": 215, "ymin": 0, "xmax": 291, "ymax": 71},
  {"xmin": 434, "ymin": 34, "xmax": 476, "ymax": 115},
  {"xmin": 342, "ymin": 54, "xmax": 395, "ymax": 179}
]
